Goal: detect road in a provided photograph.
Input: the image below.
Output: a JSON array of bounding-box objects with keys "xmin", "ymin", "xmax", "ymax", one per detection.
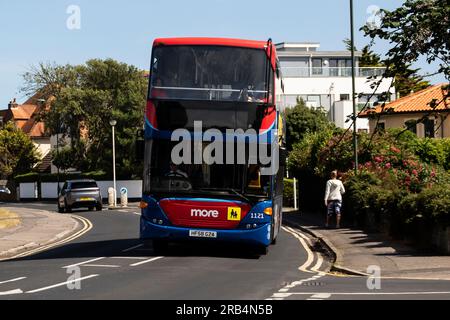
[{"xmin": 1, "ymin": 203, "xmax": 450, "ymax": 300}]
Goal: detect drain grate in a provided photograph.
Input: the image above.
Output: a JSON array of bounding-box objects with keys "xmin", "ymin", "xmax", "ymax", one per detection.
[{"xmin": 300, "ymin": 282, "xmax": 326, "ymax": 287}]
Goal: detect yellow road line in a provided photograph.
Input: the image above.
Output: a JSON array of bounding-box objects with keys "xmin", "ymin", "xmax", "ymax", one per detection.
[{"xmin": 0, "ymin": 215, "xmax": 92, "ymax": 261}]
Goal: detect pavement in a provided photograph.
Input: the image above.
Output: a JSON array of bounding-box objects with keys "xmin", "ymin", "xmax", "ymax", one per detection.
[
  {"xmin": 284, "ymin": 209, "xmax": 450, "ymax": 280},
  {"xmin": 0, "ymin": 205, "xmax": 81, "ymax": 261}
]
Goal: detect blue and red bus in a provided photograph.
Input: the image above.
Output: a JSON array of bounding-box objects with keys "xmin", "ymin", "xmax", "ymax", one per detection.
[{"xmin": 139, "ymin": 37, "xmax": 286, "ymax": 254}]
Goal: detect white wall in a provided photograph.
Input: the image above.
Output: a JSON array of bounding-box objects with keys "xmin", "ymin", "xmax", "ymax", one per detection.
[
  {"xmin": 20, "ymin": 180, "xmax": 143, "ymax": 200},
  {"xmin": 282, "ymin": 76, "xmax": 395, "ymax": 107},
  {"xmin": 20, "ymin": 183, "xmax": 37, "ymax": 199},
  {"xmin": 41, "ymin": 182, "xmax": 64, "ymax": 199},
  {"xmin": 334, "ymin": 101, "xmax": 369, "ymax": 131}
]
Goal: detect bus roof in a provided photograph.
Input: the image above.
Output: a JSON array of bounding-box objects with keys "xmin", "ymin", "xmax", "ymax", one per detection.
[{"xmin": 153, "ymin": 37, "xmax": 278, "ymax": 69}]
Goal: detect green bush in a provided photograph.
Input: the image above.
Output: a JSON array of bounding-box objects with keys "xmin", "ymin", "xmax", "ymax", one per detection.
[
  {"xmin": 15, "ymin": 171, "xmax": 109, "ymax": 183},
  {"xmin": 283, "ymin": 179, "xmax": 295, "ymax": 207}
]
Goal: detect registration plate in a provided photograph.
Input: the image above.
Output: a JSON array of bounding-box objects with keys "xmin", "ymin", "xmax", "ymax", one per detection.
[
  {"xmin": 189, "ymin": 230, "xmax": 217, "ymax": 239},
  {"xmin": 79, "ymin": 197, "xmax": 94, "ymax": 201}
]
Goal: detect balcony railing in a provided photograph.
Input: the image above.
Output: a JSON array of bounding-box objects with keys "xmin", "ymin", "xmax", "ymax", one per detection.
[{"xmin": 280, "ymin": 67, "xmax": 386, "ymax": 78}]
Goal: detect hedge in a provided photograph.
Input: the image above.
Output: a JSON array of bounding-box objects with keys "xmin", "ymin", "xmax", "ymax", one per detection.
[{"xmin": 14, "ymin": 171, "xmax": 109, "ymax": 183}]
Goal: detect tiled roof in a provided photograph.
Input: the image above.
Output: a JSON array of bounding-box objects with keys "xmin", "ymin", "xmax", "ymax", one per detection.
[
  {"xmin": 2, "ymin": 100, "xmax": 48, "ymax": 137},
  {"xmin": 361, "ymin": 83, "xmax": 449, "ymax": 116},
  {"xmin": 10, "ymin": 104, "xmax": 37, "ymax": 119}
]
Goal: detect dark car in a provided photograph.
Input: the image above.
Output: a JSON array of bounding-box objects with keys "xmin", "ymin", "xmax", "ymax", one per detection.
[
  {"xmin": 0, "ymin": 186, "xmax": 11, "ymax": 194},
  {"xmin": 58, "ymin": 180, "xmax": 103, "ymax": 213}
]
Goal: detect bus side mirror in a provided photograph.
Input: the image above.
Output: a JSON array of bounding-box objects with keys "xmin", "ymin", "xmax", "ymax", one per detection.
[{"xmin": 136, "ymin": 129, "xmax": 145, "ymax": 161}]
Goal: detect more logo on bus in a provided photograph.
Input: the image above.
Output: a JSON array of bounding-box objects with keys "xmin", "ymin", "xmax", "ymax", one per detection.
[{"xmin": 190, "ymin": 209, "xmax": 220, "ymax": 218}]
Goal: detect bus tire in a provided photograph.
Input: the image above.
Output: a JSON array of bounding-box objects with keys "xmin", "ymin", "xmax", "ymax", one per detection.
[{"xmin": 152, "ymin": 239, "xmax": 168, "ymax": 254}]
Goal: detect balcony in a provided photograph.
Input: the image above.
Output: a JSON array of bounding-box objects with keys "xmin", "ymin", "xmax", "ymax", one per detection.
[{"xmin": 281, "ymin": 67, "xmax": 386, "ymax": 78}]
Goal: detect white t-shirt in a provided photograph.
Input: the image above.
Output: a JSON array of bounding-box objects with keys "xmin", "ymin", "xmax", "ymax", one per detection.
[{"xmin": 324, "ymin": 179, "xmax": 345, "ymax": 201}]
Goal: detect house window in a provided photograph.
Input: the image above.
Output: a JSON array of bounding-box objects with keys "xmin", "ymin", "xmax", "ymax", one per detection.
[
  {"xmin": 312, "ymin": 58, "xmax": 322, "ymax": 75},
  {"xmin": 306, "ymin": 95, "xmax": 321, "ymax": 108},
  {"xmin": 340, "ymin": 94, "xmax": 350, "ymax": 101},
  {"xmin": 424, "ymin": 118, "xmax": 435, "ymax": 138},
  {"xmin": 376, "ymin": 122, "xmax": 385, "ymax": 132},
  {"xmin": 405, "ymin": 120, "xmax": 417, "ymax": 135}
]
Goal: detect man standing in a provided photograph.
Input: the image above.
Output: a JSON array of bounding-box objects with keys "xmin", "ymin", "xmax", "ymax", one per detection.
[{"xmin": 324, "ymin": 170, "xmax": 345, "ymax": 228}]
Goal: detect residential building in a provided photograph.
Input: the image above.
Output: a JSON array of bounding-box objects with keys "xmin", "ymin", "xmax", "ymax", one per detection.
[
  {"xmin": 0, "ymin": 97, "xmax": 52, "ymax": 172},
  {"xmin": 360, "ymin": 83, "xmax": 450, "ymax": 138},
  {"xmin": 276, "ymin": 42, "xmax": 396, "ymax": 132}
]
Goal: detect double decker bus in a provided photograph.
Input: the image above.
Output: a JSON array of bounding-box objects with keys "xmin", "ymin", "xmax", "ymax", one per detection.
[{"xmin": 139, "ymin": 37, "xmax": 286, "ymax": 254}]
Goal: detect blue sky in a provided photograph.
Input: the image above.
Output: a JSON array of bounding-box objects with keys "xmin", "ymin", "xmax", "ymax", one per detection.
[{"xmin": 0, "ymin": 0, "xmax": 445, "ymax": 107}]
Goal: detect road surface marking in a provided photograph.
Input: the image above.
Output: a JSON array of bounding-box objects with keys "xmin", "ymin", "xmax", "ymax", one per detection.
[
  {"xmin": 282, "ymin": 226, "xmax": 314, "ymax": 273},
  {"xmin": 309, "ymin": 293, "xmax": 331, "ymax": 299},
  {"xmin": 133, "ymin": 212, "xmax": 141, "ymax": 216},
  {"xmin": 285, "ymin": 226, "xmax": 313, "ymax": 246},
  {"xmin": 311, "ymin": 254, "xmax": 324, "ymax": 272},
  {"xmin": 122, "ymin": 244, "xmax": 144, "ymax": 252},
  {"xmin": 1, "ymin": 215, "xmax": 92, "ymax": 261},
  {"xmin": 111, "ymin": 256, "xmax": 148, "ymax": 260},
  {"xmin": 0, "ymin": 277, "xmax": 26, "ymax": 285},
  {"xmin": 0, "ymin": 289, "xmax": 23, "ymax": 296},
  {"xmin": 63, "ymin": 257, "xmax": 106, "ymax": 269},
  {"xmin": 271, "ymin": 292, "xmax": 292, "ymax": 298},
  {"xmin": 287, "ymin": 291, "xmax": 450, "ymax": 296},
  {"xmin": 83, "ymin": 264, "xmax": 120, "ymax": 268},
  {"xmin": 130, "ymin": 256, "xmax": 164, "ymax": 267},
  {"xmin": 27, "ymin": 274, "xmax": 99, "ymax": 294}
]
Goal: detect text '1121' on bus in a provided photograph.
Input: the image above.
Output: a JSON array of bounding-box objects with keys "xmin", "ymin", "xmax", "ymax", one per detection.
[{"xmin": 138, "ymin": 37, "xmax": 287, "ymax": 255}]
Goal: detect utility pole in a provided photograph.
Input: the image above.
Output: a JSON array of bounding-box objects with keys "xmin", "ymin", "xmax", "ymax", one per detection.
[
  {"xmin": 350, "ymin": 0, "xmax": 359, "ymax": 174},
  {"xmin": 110, "ymin": 120, "xmax": 117, "ymax": 207}
]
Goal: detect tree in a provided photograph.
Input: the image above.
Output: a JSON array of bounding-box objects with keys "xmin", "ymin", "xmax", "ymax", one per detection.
[
  {"xmin": 359, "ymin": 46, "xmax": 383, "ymax": 68},
  {"xmin": 0, "ymin": 122, "xmax": 40, "ymax": 178},
  {"xmin": 22, "ymin": 59, "xmax": 147, "ymax": 178},
  {"xmin": 362, "ymin": 0, "xmax": 447, "ymax": 94},
  {"xmin": 285, "ymin": 98, "xmax": 334, "ymax": 151}
]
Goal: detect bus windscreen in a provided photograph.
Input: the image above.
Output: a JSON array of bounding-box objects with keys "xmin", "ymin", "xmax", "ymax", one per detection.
[{"xmin": 150, "ymin": 45, "xmax": 271, "ymax": 102}]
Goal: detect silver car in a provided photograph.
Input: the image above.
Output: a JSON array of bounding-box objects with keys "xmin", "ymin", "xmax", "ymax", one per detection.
[{"xmin": 58, "ymin": 180, "xmax": 103, "ymax": 213}]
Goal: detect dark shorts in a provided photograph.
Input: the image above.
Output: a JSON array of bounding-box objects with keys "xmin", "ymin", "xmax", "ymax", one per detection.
[{"xmin": 327, "ymin": 200, "xmax": 342, "ymax": 216}]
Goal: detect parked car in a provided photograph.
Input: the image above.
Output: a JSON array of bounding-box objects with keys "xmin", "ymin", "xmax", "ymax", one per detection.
[
  {"xmin": 0, "ymin": 186, "xmax": 11, "ymax": 194},
  {"xmin": 58, "ymin": 180, "xmax": 103, "ymax": 213}
]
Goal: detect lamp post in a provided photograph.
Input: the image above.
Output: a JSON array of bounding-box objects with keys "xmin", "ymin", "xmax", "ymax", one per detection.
[
  {"xmin": 350, "ymin": 0, "xmax": 359, "ymax": 174},
  {"xmin": 110, "ymin": 119, "xmax": 117, "ymax": 207}
]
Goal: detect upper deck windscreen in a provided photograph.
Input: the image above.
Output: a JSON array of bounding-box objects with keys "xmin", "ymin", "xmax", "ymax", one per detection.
[{"xmin": 149, "ymin": 45, "xmax": 271, "ymax": 102}]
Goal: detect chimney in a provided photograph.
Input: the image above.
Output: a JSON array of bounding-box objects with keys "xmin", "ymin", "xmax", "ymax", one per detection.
[{"xmin": 9, "ymin": 98, "xmax": 18, "ymax": 109}]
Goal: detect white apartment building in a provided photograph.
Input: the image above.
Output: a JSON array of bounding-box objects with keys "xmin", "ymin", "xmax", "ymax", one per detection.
[{"xmin": 276, "ymin": 42, "xmax": 395, "ymax": 132}]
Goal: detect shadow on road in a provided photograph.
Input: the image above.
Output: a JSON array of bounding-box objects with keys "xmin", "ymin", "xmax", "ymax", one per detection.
[{"xmin": 2, "ymin": 238, "xmax": 263, "ymax": 264}]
